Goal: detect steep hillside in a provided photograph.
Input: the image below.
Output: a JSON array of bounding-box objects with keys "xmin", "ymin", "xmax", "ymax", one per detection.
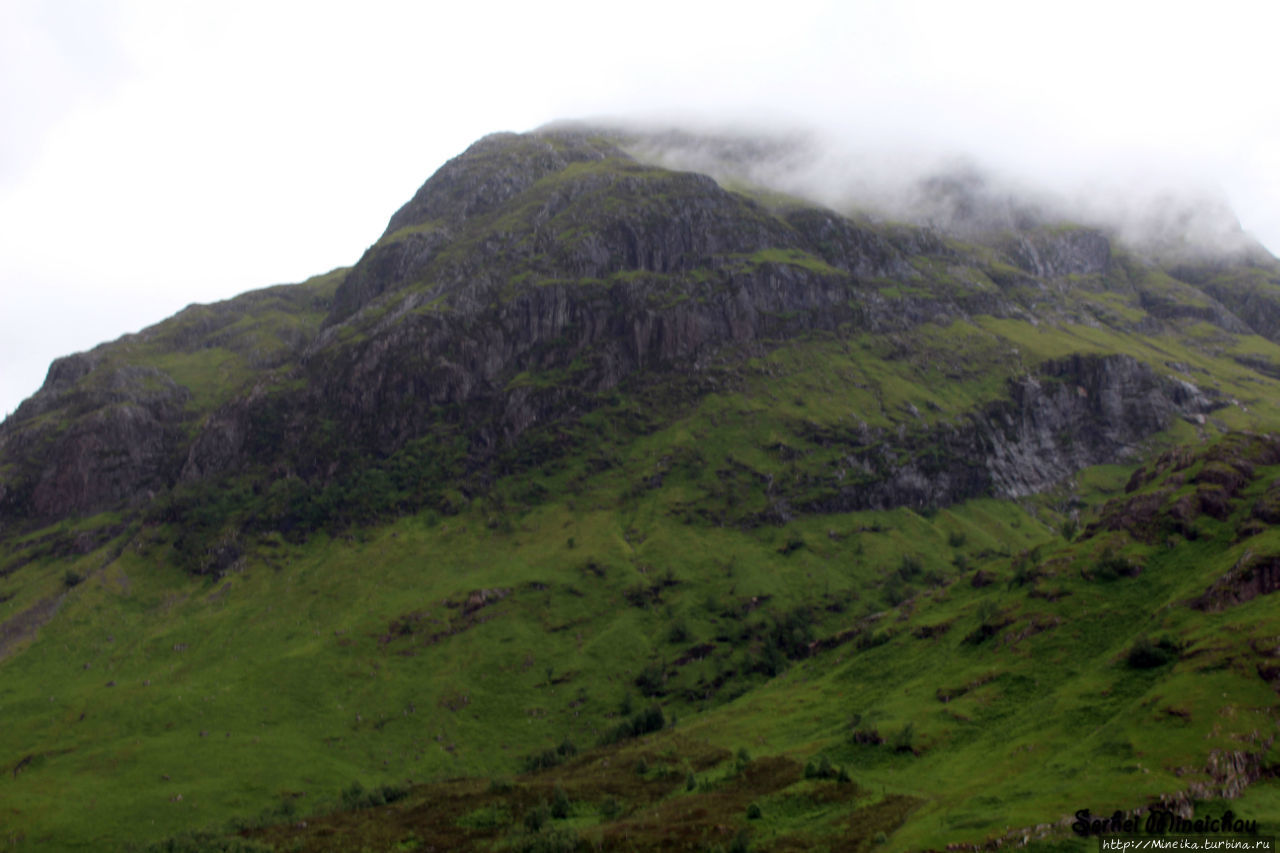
[{"xmin": 2, "ymin": 126, "xmax": 1280, "ymax": 851}]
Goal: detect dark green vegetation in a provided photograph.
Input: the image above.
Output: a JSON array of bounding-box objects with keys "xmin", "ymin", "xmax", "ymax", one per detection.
[{"xmin": 3, "ymin": 126, "xmax": 1280, "ymax": 850}]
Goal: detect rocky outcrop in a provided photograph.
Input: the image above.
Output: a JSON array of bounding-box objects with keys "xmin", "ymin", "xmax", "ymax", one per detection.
[
  {"xmin": 0, "ymin": 126, "xmax": 1271, "ymax": 533},
  {"xmin": 0, "ymin": 363, "xmax": 189, "ymax": 521},
  {"xmin": 794, "ymin": 354, "xmax": 1219, "ymax": 514},
  {"xmin": 1003, "ymin": 228, "xmax": 1112, "ymax": 279},
  {"xmin": 980, "ymin": 354, "xmax": 1214, "ymax": 497}
]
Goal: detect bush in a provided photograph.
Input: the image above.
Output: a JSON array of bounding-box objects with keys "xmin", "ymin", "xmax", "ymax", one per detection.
[
  {"xmin": 686, "ymin": 770, "xmax": 697, "ymax": 791},
  {"xmin": 62, "ymin": 570, "xmax": 84, "ymax": 588},
  {"xmin": 338, "ymin": 780, "xmax": 408, "ymax": 810},
  {"xmin": 778, "ymin": 535, "xmax": 805, "ymax": 555},
  {"xmin": 856, "ymin": 629, "xmax": 890, "ymax": 650},
  {"xmin": 897, "ymin": 554, "xmax": 923, "ymax": 580},
  {"xmin": 1127, "ymin": 635, "xmax": 1182, "ymax": 669},
  {"xmin": 1009, "ymin": 561, "xmax": 1033, "ymax": 588},
  {"xmin": 1093, "ymin": 547, "xmax": 1137, "ymax": 581},
  {"xmin": 805, "ymin": 754, "xmax": 840, "ymax": 780},
  {"xmin": 523, "ymin": 800, "xmax": 551, "ymax": 832},
  {"xmin": 635, "ymin": 662, "xmax": 666, "ymax": 696},
  {"xmin": 948, "ymin": 530, "xmax": 967, "ymax": 548},
  {"xmin": 457, "ymin": 804, "xmax": 513, "ymax": 830},
  {"xmin": 882, "ymin": 578, "xmax": 909, "ymax": 607},
  {"xmin": 521, "ymin": 749, "xmax": 561, "ymax": 773},
  {"xmin": 746, "ymin": 802, "xmax": 763, "ymax": 820},
  {"xmin": 511, "ymin": 827, "xmax": 580, "ymax": 853},
  {"xmin": 520, "ymin": 737, "xmax": 578, "ymax": 773},
  {"xmin": 599, "ymin": 797, "xmax": 622, "ymax": 819},
  {"xmin": 145, "ymin": 833, "xmax": 274, "ymax": 853},
  {"xmin": 550, "ymin": 785, "xmax": 570, "ymax": 819},
  {"xmin": 600, "ymin": 704, "xmax": 665, "ymax": 745},
  {"xmin": 889, "ymin": 723, "xmax": 915, "ymax": 753}
]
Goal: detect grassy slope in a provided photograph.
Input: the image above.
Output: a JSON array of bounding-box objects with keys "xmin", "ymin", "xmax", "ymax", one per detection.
[
  {"xmin": 3, "ymin": 304, "xmax": 1280, "ymax": 850},
  {"xmin": 5, "ymin": 182, "xmax": 1280, "ymax": 851}
]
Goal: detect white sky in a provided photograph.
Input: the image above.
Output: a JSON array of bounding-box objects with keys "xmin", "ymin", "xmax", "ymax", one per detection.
[{"xmin": 3, "ymin": 0, "xmax": 1279, "ymax": 419}]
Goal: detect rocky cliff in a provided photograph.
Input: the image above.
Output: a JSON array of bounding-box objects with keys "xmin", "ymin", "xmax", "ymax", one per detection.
[{"xmin": 1, "ymin": 126, "xmax": 1277, "ymax": 543}]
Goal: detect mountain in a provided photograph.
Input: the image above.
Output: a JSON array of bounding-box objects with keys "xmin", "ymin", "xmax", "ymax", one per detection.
[{"xmin": 3, "ymin": 125, "xmax": 1280, "ymax": 851}]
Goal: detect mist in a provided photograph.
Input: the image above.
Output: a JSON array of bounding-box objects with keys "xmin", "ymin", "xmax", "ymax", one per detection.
[{"xmin": 599, "ymin": 116, "xmax": 1270, "ymax": 262}]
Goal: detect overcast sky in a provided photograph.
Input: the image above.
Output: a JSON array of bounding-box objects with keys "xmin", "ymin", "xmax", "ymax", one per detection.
[{"xmin": 3, "ymin": 0, "xmax": 1279, "ymax": 419}]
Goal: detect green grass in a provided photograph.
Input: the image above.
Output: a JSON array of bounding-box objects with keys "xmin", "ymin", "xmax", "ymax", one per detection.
[
  {"xmin": 5, "ymin": 424, "xmax": 1280, "ymax": 849},
  {"xmin": 8, "ymin": 133, "xmax": 1280, "ymax": 850}
]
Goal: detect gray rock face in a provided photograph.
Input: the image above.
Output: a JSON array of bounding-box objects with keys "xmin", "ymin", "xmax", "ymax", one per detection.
[
  {"xmin": 978, "ymin": 354, "xmax": 1214, "ymax": 498},
  {"xmin": 0, "ymin": 127, "xmax": 1271, "ymax": 532},
  {"xmin": 794, "ymin": 355, "xmax": 1219, "ymax": 514},
  {"xmin": 0, "ymin": 364, "xmax": 188, "ymax": 520},
  {"xmin": 1004, "ymin": 228, "xmax": 1112, "ymax": 279}
]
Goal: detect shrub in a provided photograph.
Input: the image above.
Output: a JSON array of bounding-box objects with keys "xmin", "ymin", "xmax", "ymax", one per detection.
[
  {"xmin": 897, "ymin": 554, "xmax": 923, "ymax": 580},
  {"xmin": 882, "ymin": 578, "xmax": 909, "ymax": 607},
  {"xmin": 1009, "ymin": 561, "xmax": 1033, "ymax": 588},
  {"xmin": 1127, "ymin": 635, "xmax": 1182, "ymax": 669},
  {"xmin": 746, "ymin": 802, "xmax": 763, "ymax": 820},
  {"xmin": 686, "ymin": 771, "xmax": 697, "ymax": 791},
  {"xmin": 599, "ymin": 797, "xmax": 622, "ymax": 819},
  {"xmin": 523, "ymin": 800, "xmax": 551, "ymax": 832},
  {"xmin": 599, "ymin": 704, "xmax": 665, "ymax": 745},
  {"xmin": 550, "ymin": 785, "xmax": 570, "ymax": 819},
  {"xmin": 856, "ymin": 629, "xmax": 890, "ymax": 650},
  {"xmin": 1093, "ymin": 547, "xmax": 1136, "ymax": 581},
  {"xmin": 144, "ymin": 833, "xmax": 274, "ymax": 852},
  {"xmin": 520, "ymin": 737, "xmax": 578, "ymax": 773},
  {"xmin": 948, "ymin": 530, "xmax": 967, "ymax": 548},
  {"xmin": 520, "ymin": 749, "xmax": 561, "ymax": 773},
  {"xmin": 667, "ymin": 618, "xmax": 690, "ymax": 643},
  {"xmin": 964, "ymin": 600, "xmax": 1005, "ymax": 644},
  {"xmin": 849, "ymin": 726, "xmax": 883, "ymax": 746},
  {"xmin": 778, "ymin": 535, "xmax": 805, "ymax": 555},
  {"xmin": 889, "ymin": 723, "xmax": 915, "ymax": 753},
  {"xmin": 635, "ymin": 662, "xmax": 666, "ymax": 696},
  {"xmin": 63, "ymin": 570, "xmax": 83, "ymax": 588},
  {"xmin": 339, "ymin": 780, "xmax": 366, "ymax": 810},
  {"xmin": 511, "ymin": 828, "xmax": 580, "ymax": 853},
  {"xmin": 457, "ymin": 804, "xmax": 512, "ymax": 830}
]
